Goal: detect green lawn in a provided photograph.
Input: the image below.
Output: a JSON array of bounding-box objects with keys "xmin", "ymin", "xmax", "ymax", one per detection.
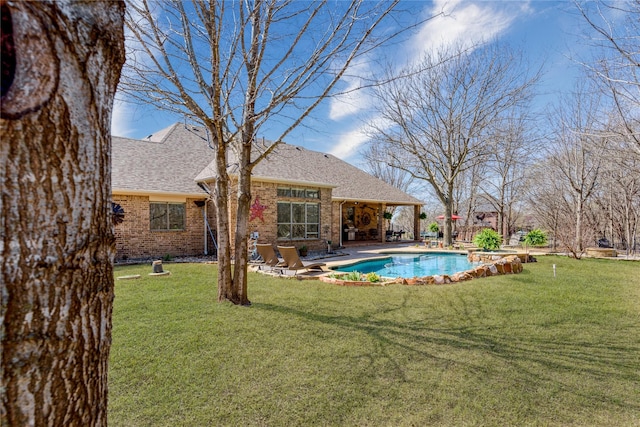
[{"xmin": 109, "ymin": 256, "xmax": 640, "ymax": 426}]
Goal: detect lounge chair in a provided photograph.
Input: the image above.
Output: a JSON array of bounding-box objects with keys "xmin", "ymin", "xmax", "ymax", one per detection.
[
  {"xmin": 255, "ymin": 244, "xmax": 285, "ymax": 271},
  {"xmin": 276, "ymin": 246, "xmax": 326, "ymax": 275}
]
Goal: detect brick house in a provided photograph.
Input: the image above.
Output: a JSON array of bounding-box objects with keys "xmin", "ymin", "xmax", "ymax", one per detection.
[{"xmin": 112, "ymin": 123, "xmax": 423, "ymax": 260}]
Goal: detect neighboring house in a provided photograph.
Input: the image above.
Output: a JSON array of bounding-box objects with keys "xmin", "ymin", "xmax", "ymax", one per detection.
[
  {"xmin": 472, "ymin": 209, "xmax": 498, "ymax": 230},
  {"xmin": 112, "ymin": 123, "xmax": 423, "ymax": 260}
]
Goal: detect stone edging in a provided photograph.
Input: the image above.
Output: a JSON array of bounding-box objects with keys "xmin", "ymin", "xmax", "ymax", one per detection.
[
  {"xmin": 319, "ymin": 255, "xmax": 525, "ymax": 286},
  {"xmin": 585, "ymin": 247, "xmax": 617, "ymax": 258}
]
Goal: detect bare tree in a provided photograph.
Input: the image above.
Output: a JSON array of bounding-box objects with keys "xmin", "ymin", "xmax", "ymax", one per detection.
[
  {"xmin": 480, "ymin": 115, "xmax": 540, "ymax": 242},
  {"xmin": 1, "ymin": 1, "xmax": 125, "ymax": 424},
  {"xmin": 525, "ymin": 164, "xmax": 565, "ymax": 252},
  {"xmin": 594, "ymin": 135, "xmax": 640, "ymax": 255},
  {"xmin": 362, "ymin": 143, "xmax": 414, "ymax": 193},
  {"xmin": 575, "ymin": 0, "xmax": 640, "ymax": 153},
  {"xmin": 361, "ymin": 142, "xmax": 416, "ymax": 226},
  {"xmin": 453, "ymin": 160, "xmax": 487, "ymax": 241},
  {"xmin": 368, "ymin": 42, "xmax": 540, "ymax": 245},
  {"xmin": 120, "ymin": 0, "xmax": 432, "ymax": 305},
  {"xmin": 544, "ymin": 81, "xmax": 607, "ymax": 257}
]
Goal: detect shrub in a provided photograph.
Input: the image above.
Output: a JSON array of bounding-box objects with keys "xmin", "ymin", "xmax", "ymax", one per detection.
[
  {"xmin": 428, "ymin": 222, "xmax": 439, "ymax": 233},
  {"xmin": 365, "ymin": 272, "xmax": 380, "ymax": 282},
  {"xmin": 344, "ymin": 271, "xmax": 363, "ymax": 281},
  {"xmin": 473, "ymin": 228, "xmax": 502, "ymax": 251},
  {"xmin": 524, "ymin": 229, "xmax": 547, "ymax": 247}
]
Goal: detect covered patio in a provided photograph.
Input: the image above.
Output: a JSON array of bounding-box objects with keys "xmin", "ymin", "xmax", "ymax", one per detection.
[{"xmin": 336, "ymin": 200, "xmax": 424, "ymax": 248}]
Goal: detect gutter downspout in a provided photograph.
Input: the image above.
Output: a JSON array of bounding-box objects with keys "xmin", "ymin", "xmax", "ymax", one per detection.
[{"xmin": 204, "ymin": 202, "xmax": 208, "ymax": 255}]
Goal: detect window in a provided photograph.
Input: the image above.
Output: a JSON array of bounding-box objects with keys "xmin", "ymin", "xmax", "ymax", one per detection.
[
  {"xmin": 277, "ymin": 187, "xmax": 291, "ymax": 197},
  {"xmin": 277, "ymin": 202, "xmax": 319, "ymax": 239},
  {"xmin": 150, "ymin": 202, "xmax": 185, "ymax": 231},
  {"xmin": 277, "ymin": 186, "xmax": 319, "ymax": 199}
]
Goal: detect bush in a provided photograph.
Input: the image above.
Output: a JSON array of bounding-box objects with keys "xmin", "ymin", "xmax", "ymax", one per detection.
[
  {"xmin": 524, "ymin": 229, "xmax": 547, "ymax": 247},
  {"xmin": 473, "ymin": 228, "xmax": 502, "ymax": 251},
  {"xmin": 428, "ymin": 222, "xmax": 440, "ymax": 233},
  {"xmin": 344, "ymin": 271, "xmax": 363, "ymax": 281},
  {"xmin": 365, "ymin": 272, "xmax": 381, "ymax": 282}
]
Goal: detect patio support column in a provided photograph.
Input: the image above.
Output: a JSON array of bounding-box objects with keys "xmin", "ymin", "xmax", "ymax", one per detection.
[
  {"xmin": 414, "ymin": 205, "xmax": 421, "ymax": 241},
  {"xmin": 338, "ymin": 200, "xmax": 347, "ymax": 247}
]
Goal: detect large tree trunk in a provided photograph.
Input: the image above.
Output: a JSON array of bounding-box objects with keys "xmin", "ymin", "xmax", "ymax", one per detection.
[
  {"xmin": 213, "ymin": 149, "xmax": 233, "ymax": 303},
  {"xmin": 443, "ymin": 202, "xmax": 453, "ymax": 246},
  {"xmin": 1, "ymin": 1, "xmax": 124, "ymax": 425},
  {"xmin": 576, "ymin": 199, "xmax": 584, "ymax": 254},
  {"xmin": 233, "ymin": 168, "xmax": 252, "ymax": 306},
  {"xmin": 443, "ymin": 182, "xmax": 455, "ymax": 246}
]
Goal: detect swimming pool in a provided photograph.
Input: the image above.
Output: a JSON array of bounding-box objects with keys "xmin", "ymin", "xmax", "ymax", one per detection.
[{"xmin": 332, "ymin": 253, "xmax": 478, "ymax": 279}]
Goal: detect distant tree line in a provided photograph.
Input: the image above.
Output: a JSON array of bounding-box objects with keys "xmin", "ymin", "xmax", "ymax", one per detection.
[{"xmin": 363, "ymin": 1, "xmax": 639, "ymax": 257}]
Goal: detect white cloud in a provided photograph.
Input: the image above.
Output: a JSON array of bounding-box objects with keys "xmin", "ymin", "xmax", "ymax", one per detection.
[
  {"xmin": 410, "ymin": 0, "xmax": 526, "ymax": 58},
  {"xmin": 328, "ymin": 126, "xmax": 370, "ymax": 159},
  {"xmin": 328, "ymin": 59, "xmax": 375, "ymax": 121},
  {"xmin": 111, "ymin": 99, "xmax": 135, "ymax": 137},
  {"xmin": 326, "ymin": 1, "xmax": 533, "ymax": 160},
  {"xmin": 111, "ymin": 0, "xmax": 157, "ymax": 138},
  {"xmin": 328, "ymin": 115, "xmax": 393, "ymax": 159}
]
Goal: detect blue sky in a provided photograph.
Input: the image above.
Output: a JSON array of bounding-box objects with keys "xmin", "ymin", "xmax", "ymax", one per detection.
[{"xmin": 112, "ymin": 1, "xmax": 592, "ymax": 164}]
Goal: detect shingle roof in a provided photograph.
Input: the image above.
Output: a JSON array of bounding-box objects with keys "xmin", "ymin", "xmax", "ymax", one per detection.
[
  {"xmin": 113, "ymin": 123, "xmax": 422, "ymax": 206},
  {"xmin": 112, "ymin": 123, "xmax": 213, "ymax": 196},
  {"xmin": 196, "ymin": 140, "xmax": 423, "ymax": 206}
]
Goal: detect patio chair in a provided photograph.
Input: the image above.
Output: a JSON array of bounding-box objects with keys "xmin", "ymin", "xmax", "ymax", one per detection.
[
  {"xmin": 255, "ymin": 244, "xmax": 286, "ymax": 271},
  {"xmin": 369, "ymin": 228, "xmax": 379, "ymax": 240},
  {"xmin": 276, "ymin": 246, "xmax": 326, "ymax": 275}
]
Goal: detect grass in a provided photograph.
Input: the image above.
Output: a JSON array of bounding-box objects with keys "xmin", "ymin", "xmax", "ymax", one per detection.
[{"xmin": 109, "ymin": 256, "xmax": 640, "ymax": 426}]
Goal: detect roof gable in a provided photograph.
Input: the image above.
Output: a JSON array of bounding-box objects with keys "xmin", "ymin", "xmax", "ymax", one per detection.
[{"xmin": 112, "ymin": 123, "xmax": 213, "ymax": 195}]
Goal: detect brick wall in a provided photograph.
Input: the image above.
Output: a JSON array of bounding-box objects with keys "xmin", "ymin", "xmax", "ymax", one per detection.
[
  {"xmin": 244, "ymin": 181, "xmax": 336, "ymax": 252},
  {"xmin": 114, "ymin": 181, "xmax": 341, "ymax": 258},
  {"xmin": 113, "ymin": 194, "xmax": 209, "ymax": 260}
]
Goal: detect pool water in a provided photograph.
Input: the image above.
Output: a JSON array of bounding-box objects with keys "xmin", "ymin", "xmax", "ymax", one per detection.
[{"xmin": 332, "ymin": 253, "xmax": 478, "ymax": 278}]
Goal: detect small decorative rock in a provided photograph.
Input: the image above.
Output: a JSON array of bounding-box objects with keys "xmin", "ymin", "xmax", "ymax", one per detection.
[
  {"xmin": 149, "ymin": 260, "xmax": 171, "ymax": 276},
  {"xmin": 152, "ymin": 260, "xmax": 164, "ymax": 273}
]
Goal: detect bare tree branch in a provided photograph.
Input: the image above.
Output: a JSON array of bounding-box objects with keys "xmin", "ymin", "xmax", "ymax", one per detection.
[
  {"xmin": 368, "ymin": 42, "xmax": 541, "ymax": 245},
  {"xmin": 120, "ymin": 0, "xmax": 427, "ymax": 304}
]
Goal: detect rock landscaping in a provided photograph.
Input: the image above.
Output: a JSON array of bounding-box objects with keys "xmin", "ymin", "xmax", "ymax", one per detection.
[
  {"xmin": 320, "ymin": 255, "xmax": 524, "ymax": 286},
  {"xmin": 467, "ymin": 250, "xmax": 535, "ymax": 263},
  {"xmin": 585, "ymin": 247, "xmax": 617, "ymax": 258}
]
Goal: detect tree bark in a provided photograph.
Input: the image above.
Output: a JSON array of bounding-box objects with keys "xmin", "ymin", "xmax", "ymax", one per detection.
[
  {"xmin": 212, "ymin": 143, "xmax": 233, "ymax": 303},
  {"xmin": 1, "ymin": 1, "xmax": 124, "ymax": 425}
]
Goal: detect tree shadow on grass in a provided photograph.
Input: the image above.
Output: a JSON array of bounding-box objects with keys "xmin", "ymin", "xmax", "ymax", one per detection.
[{"xmin": 253, "ymin": 294, "xmax": 640, "ymax": 417}]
